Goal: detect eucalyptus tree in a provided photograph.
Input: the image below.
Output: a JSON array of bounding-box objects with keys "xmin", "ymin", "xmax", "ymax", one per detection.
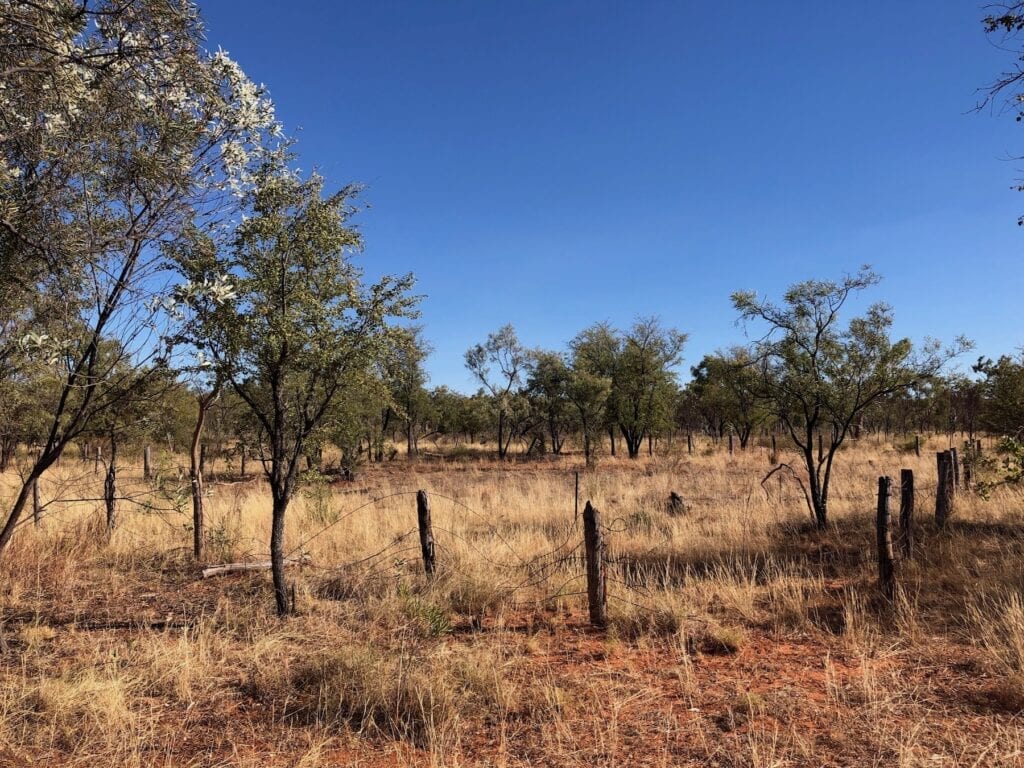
[
  {"xmin": 526, "ymin": 351, "xmax": 573, "ymax": 455},
  {"xmin": 975, "ymin": 355, "xmax": 1024, "ymax": 438},
  {"xmin": 569, "ymin": 322, "xmax": 622, "ymax": 455},
  {"xmin": 386, "ymin": 327, "xmax": 433, "ymax": 458},
  {"xmin": 465, "ymin": 325, "xmax": 529, "ymax": 459},
  {"xmin": 611, "ymin": 318, "xmax": 687, "ymax": 459},
  {"xmin": 176, "ymin": 163, "xmax": 417, "ymax": 615},
  {"xmin": 0, "ymin": 0, "xmax": 281, "ymax": 555},
  {"xmin": 733, "ymin": 267, "xmax": 968, "ymax": 528},
  {"xmin": 689, "ymin": 348, "xmax": 764, "ymax": 448}
]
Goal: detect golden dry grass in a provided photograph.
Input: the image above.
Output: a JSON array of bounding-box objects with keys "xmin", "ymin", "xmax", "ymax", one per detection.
[{"xmin": 1, "ymin": 434, "xmax": 1023, "ymax": 766}]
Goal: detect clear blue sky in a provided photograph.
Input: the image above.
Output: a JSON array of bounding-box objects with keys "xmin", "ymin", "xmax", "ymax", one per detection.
[{"xmin": 201, "ymin": 1, "xmax": 1022, "ymax": 391}]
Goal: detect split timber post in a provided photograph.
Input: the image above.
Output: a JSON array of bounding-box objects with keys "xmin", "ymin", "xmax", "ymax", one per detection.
[
  {"xmin": 687, "ymin": 432, "xmax": 693, "ymax": 455},
  {"xmin": 935, "ymin": 451, "xmax": 953, "ymax": 529},
  {"xmin": 143, "ymin": 445, "xmax": 152, "ymax": 480},
  {"xmin": 32, "ymin": 476, "xmax": 41, "ymax": 527},
  {"xmin": 728, "ymin": 433, "xmax": 733, "ymax": 455},
  {"xmin": 950, "ymin": 447, "xmax": 960, "ymax": 492},
  {"xmin": 914, "ymin": 435, "xmax": 920, "ymax": 458},
  {"xmin": 416, "ymin": 490, "xmax": 436, "ymax": 577},
  {"xmin": 876, "ymin": 476, "xmax": 896, "ymax": 600},
  {"xmin": 583, "ymin": 501, "xmax": 608, "ymax": 628},
  {"xmin": 899, "ymin": 469, "xmax": 914, "ymax": 560}
]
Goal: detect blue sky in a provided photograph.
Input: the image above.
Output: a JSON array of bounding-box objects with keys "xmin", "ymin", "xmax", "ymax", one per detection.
[{"xmin": 201, "ymin": 1, "xmax": 1022, "ymax": 390}]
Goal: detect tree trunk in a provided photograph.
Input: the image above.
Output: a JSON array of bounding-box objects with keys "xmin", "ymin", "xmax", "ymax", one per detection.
[
  {"xmin": 805, "ymin": 447, "xmax": 827, "ymax": 528},
  {"xmin": 104, "ymin": 437, "xmax": 117, "ymax": 533},
  {"xmin": 190, "ymin": 387, "xmax": 220, "ymax": 562},
  {"xmin": 608, "ymin": 427, "xmax": 616, "ymax": 457},
  {"xmin": 497, "ymin": 409, "xmax": 507, "ymax": 459},
  {"xmin": 270, "ymin": 491, "xmax": 290, "ymax": 616}
]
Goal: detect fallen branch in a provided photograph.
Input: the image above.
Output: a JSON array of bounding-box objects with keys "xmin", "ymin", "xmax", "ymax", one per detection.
[
  {"xmin": 760, "ymin": 463, "xmax": 814, "ymax": 520},
  {"xmin": 201, "ymin": 554, "xmax": 311, "ymax": 579}
]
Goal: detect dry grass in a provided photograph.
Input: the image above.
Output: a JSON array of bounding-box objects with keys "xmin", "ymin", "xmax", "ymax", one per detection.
[{"xmin": 0, "ymin": 434, "xmax": 1023, "ymax": 766}]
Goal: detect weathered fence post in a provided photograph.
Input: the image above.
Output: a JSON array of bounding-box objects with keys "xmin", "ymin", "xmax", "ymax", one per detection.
[
  {"xmin": 914, "ymin": 434, "xmax": 920, "ymax": 457},
  {"xmin": 935, "ymin": 451, "xmax": 953, "ymax": 528},
  {"xmin": 728, "ymin": 433, "xmax": 733, "ymax": 455},
  {"xmin": 32, "ymin": 476, "xmax": 41, "ymax": 527},
  {"xmin": 877, "ymin": 476, "xmax": 896, "ymax": 600},
  {"xmin": 950, "ymin": 447, "xmax": 960, "ymax": 491},
  {"xmin": 416, "ymin": 490, "xmax": 436, "ymax": 577},
  {"xmin": 770, "ymin": 434, "xmax": 777, "ymax": 464},
  {"xmin": 899, "ymin": 469, "xmax": 914, "ymax": 559},
  {"xmin": 94, "ymin": 445, "xmax": 101, "ymax": 474},
  {"xmin": 687, "ymin": 432, "xmax": 693, "ymax": 455},
  {"xmin": 143, "ymin": 445, "xmax": 152, "ymax": 480},
  {"xmin": 583, "ymin": 501, "xmax": 608, "ymax": 628}
]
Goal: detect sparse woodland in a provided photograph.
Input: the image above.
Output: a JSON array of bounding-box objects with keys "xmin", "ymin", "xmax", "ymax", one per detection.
[{"xmin": 5, "ymin": 2, "xmax": 1024, "ymax": 766}]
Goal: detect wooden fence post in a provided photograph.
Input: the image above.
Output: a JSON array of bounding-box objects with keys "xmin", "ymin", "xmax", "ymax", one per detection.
[
  {"xmin": 950, "ymin": 447, "xmax": 960, "ymax": 491},
  {"xmin": 935, "ymin": 451, "xmax": 953, "ymax": 528},
  {"xmin": 416, "ymin": 490, "xmax": 436, "ymax": 577},
  {"xmin": 728, "ymin": 433, "xmax": 733, "ymax": 455},
  {"xmin": 899, "ymin": 469, "xmax": 914, "ymax": 559},
  {"xmin": 770, "ymin": 434, "xmax": 777, "ymax": 464},
  {"xmin": 877, "ymin": 476, "xmax": 896, "ymax": 600},
  {"xmin": 143, "ymin": 445, "xmax": 152, "ymax": 480},
  {"xmin": 583, "ymin": 501, "xmax": 608, "ymax": 628},
  {"xmin": 32, "ymin": 476, "xmax": 41, "ymax": 527},
  {"xmin": 94, "ymin": 445, "xmax": 101, "ymax": 474},
  {"xmin": 687, "ymin": 432, "xmax": 693, "ymax": 455},
  {"xmin": 914, "ymin": 434, "xmax": 920, "ymax": 457}
]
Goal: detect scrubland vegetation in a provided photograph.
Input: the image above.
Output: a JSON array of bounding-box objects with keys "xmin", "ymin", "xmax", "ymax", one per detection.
[
  {"xmin": 6, "ymin": 1, "xmax": 1024, "ymax": 765},
  {"xmin": 2, "ymin": 437, "xmax": 1024, "ymax": 766}
]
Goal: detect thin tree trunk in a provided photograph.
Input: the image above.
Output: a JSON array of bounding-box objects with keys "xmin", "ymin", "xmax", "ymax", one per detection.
[
  {"xmin": 270, "ymin": 492, "xmax": 290, "ymax": 615},
  {"xmin": 190, "ymin": 386, "xmax": 220, "ymax": 562},
  {"xmin": 104, "ymin": 437, "xmax": 117, "ymax": 533}
]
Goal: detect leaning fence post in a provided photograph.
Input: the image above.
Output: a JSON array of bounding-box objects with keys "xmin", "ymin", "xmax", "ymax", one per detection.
[
  {"xmin": 416, "ymin": 490, "xmax": 436, "ymax": 577},
  {"xmin": 583, "ymin": 500, "xmax": 608, "ymax": 628},
  {"xmin": 899, "ymin": 469, "xmax": 914, "ymax": 559},
  {"xmin": 877, "ymin": 476, "xmax": 896, "ymax": 600},
  {"xmin": 32, "ymin": 476, "xmax": 41, "ymax": 527},
  {"xmin": 143, "ymin": 444, "xmax": 152, "ymax": 480},
  {"xmin": 935, "ymin": 451, "xmax": 953, "ymax": 528}
]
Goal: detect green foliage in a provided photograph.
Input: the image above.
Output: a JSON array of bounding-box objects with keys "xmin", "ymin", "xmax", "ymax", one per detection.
[
  {"xmin": 688, "ymin": 347, "xmax": 766, "ymax": 446},
  {"xmin": 465, "ymin": 325, "xmax": 528, "ymax": 458},
  {"xmin": 610, "ymin": 318, "xmax": 687, "ymax": 459},
  {"xmin": 733, "ymin": 267, "xmax": 968, "ymax": 525}
]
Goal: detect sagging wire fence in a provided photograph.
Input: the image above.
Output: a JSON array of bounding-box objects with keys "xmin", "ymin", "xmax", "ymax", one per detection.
[
  {"xmin": 14, "ymin": 458, "xmax": 680, "ymax": 627},
  {"xmin": 271, "ymin": 477, "xmax": 680, "ymax": 628}
]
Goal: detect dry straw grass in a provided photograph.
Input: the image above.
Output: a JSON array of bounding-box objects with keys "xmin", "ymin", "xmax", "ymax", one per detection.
[{"xmin": 1, "ymin": 434, "xmax": 1023, "ymax": 766}]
